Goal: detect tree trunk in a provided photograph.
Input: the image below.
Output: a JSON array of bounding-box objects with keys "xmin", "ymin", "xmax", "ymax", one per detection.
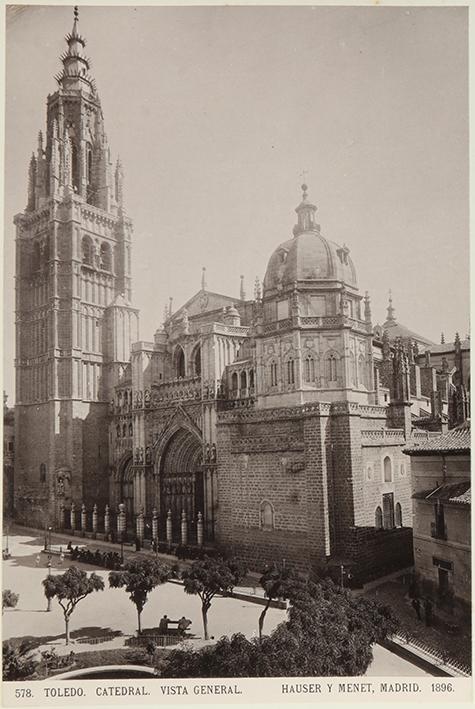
[
  {"xmin": 202, "ymin": 605, "xmax": 209, "ymax": 640},
  {"xmin": 65, "ymin": 617, "xmax": 70, "ymax": 646},
  {"xmin": 137, "ymin": 608, "xmax": 142, "ymax": 635},
  {"xmin": 258, "ymin": 598, "xmax": 272, "ymax": 641}
]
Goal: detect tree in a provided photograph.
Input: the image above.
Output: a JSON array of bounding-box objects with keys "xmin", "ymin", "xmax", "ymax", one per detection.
[
  {"xmin": 2, "ymin": 589, "xmax": 19, "ymax": 614},
  {"xmin": 109, "ymin": 557, "xmax": 171, "ymax": 634},
  {"xmin": 258, "ymin": 564, "xmax": 303, "ymax": 640},
  {"xmin": 42, "ymin": 566, "xmax": 104, "ymax": 645},
  {"xmin": 161, "ymin": 578, "xmax": 398, "ymax": 677},
  {"xmin": 2, "ymin": 641, "xmax": 36, "ymax": 681},
  {"xmin": 181, "ymin": 555, "xmax": 247, "ymax": 640}
]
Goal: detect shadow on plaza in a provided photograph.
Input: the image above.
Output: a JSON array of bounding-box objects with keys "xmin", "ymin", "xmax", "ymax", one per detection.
[
  {"xmin": 6, "ymin": 627, "xmax": 124, "ymax": 651},
  {"xmin": 7, "ymin": 548, "xmax": 100, "ymax": 573}
]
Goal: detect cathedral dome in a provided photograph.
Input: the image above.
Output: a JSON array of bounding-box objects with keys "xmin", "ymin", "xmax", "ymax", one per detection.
[{"xmin": 263, "ymin": 186, "xmax": 357, "ymax": 293}]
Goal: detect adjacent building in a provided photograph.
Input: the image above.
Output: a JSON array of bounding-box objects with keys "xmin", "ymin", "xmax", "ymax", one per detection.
[{"xmin": 405, "ymin": 421, "xmax": 470, "ymax": 618}]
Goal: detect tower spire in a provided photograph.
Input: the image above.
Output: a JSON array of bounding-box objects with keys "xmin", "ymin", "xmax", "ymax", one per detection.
[
  {"xmin": 240, "ymin": 275, "xmax": 246, "ymax": 300},
  {"xmin": 201, "ymin": 267, "xmax": 207, "ymax": 291},
  {"xmin": 55, "ymin": 6, "xmax": 95, "ymax": 92},
  {"xmin": 386, "ymin": 289, "xmax": 396, "ymax": 323}
]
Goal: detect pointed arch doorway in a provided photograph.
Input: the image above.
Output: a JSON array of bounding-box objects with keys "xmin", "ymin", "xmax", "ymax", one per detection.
[
  {"xmin": 119, "ymin": 457, "xmax": 134, "ymax": 528},
  {"xmin": 159, "ymin": 428, "xmax": 204, "ymax": 543}
]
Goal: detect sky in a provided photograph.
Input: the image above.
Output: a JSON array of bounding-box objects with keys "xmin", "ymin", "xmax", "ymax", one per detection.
[{"xmin": 3, "ymin": 4, "xmax": 469, "ymax": 402}]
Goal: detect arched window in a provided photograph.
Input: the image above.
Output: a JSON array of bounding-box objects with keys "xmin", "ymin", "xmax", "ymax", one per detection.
[
  {"xmin": 193, "ymin": 346, "xmax": 201, "ymax": 377},
  {"xmin": 325, "ymin": 352, "xmax": 338, "ymax": 383},
  {"xmin": 269, "ymin": 360, "xmax": 278, "ymax": 387},
  {"xmin": 128, "ymin": 422, "xmax": 133, "ymax": 437},
  {"xmin": 383, "ymin": 456, "xmax": 392, "ymax": 482},
  {"xmin": 350, "ymin": 351, "xmax": 356, "ymax": 386},
  {"xmin": 366, "ymin": 464, "xmax": 373, "ymax": 481},
  {"xmin": 375, "ymin": 506, "xmax": 383, "ymax": 530},
  {"xmin": 249, "ymin": 369, "xmax": 255, "ymax": 388},
  {"xmin": 39, "ymin": 463, "xmax": 46, "ymax": 483},
  {"xmin": 260, "ymin": 500, "xmax": 274, "ymax": 531},
  {"xmin": 287, "ymin": 358, "xmax": 295, "ymax": 385},
  {"xmin": 122, "ymin": 423, "xmax": 127, "ymax": 438},
  {"xmin": 116, "ymin": 424, "xmax": 121, "ymax": 438},
  {"xmin": 82, "ymin": 236, "xmax": 93, "ymax": 266},
  {"xmin": 231, "ymin": 372, "xmax": 238, "ymax": 393},
  {"xmin": 87, "ymin": 144, "xmax": 93, "ymax": 185},
  {"xmin": 175, "ymin": 346, "xmax": 185, "ymax": 378},
  {"xmin": 71, "ymin": 142, "xmax": 78, "ymax": 190},
  {"xmin": 304, "ymin": 355, "xmax": 315, "ymax": 383},
  {"xmin": 400, "ymin": 463, "xmax": 406, "ymax": 477},
  {"xmin": 100, "ymin": 242, "xmax": 111, "ymax": 271},
  {"xmin": 358, "ymin": 354, "xmax": 366, "ymax": 388},
  {"xmin": 240, "ymin": 370, "xmax": 247, "ymax": 391},
  {"xmin": 395, "ymin": 502, "xmax": 402, "ymax": 527}
]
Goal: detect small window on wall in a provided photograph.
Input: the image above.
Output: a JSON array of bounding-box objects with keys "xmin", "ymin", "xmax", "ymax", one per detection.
[
  {"xmin": 366, "ymin": 464, "xmax": 373, "ymax": 481},
  {"xmin": 269, "ymin": 361, "xmax": 278, "ymax": 387},
  {"xmin": 277, "ymin": 299, "xmax": 289, "ymax": 320},
  {"xmin": 383, "ymin": 456, "xmax": 392, "ymax": 482},
  {"xmin": 375, "ymin": 506, "xmax": 383, "ymax": 530},
  {"xmin": 400, "ymin": 463, "xmax": 406, "ymax": 477},
  {"xmin": 231, "ymin": 372, "xmax": 238, "ymax": 392},
  {"xmin": 260, "ymin": 500, "xmax": 274, "ymax": 531},
  {"xmin": 395, "ymin": 502, "xmax": 403, "ymax": 527},
  {"xmin": 40, "ymin": 463, "xmax": 46, "ymax": 483}
]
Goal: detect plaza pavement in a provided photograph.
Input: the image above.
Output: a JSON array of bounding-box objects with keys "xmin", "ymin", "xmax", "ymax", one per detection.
[{"xmin": 2, "ymin": 531, "xmax": 429, "ymax": 676}]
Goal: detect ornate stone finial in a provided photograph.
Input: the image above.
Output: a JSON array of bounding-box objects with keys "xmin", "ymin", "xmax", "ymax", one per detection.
[
  {"xmin": 201, "ymin": 266, "xmax": 207, "ymax": 291},
  {"xmin": 254, "ymin": 276, "xmax": 262, "ymax": 302},
  {"xmin": 454, "ymin": 332, "xmax": 461, "ymax": 348},
  {"xmin": 364, "ymin": 291, "xmax": 372, "ymax": 323},
  {"xmin": 74, "ymin": 6, "xmax": 79, "ymax": 21},
  {"xmin": 168, "ymin": 297, "xmax": 173, "ymax": 317},
  {"xmin": 301, "ymin": 183, "xmax": 308, "ymax": 201},
  {"xmin": 240, "ymin": 275, "xmax": 246, "ymax": 300},
  {"xmin": 386, "ymin": 289, "xmax": 396, "ymax": 323},
  {"xmin": 440, "ymin": 332, "xmax": 445, "ymax": 344}
]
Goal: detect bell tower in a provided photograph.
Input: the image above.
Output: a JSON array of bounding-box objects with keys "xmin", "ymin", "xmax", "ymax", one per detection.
[{"xmin": 14, "ymin": 8, "xmax": 139, "ymax": 527}]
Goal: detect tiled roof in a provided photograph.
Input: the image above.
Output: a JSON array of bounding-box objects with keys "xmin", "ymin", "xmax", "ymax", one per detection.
[
  {"xmin": 380, "ymin": 319, "xmax": 435, "ymax": 346},
  {"xmin": 428, "ymin": 339, "xmax": 470, "ymax": 354},
  {"xmin": 413, "ymin": 481, "xmax": 471, "ymax": 506},
  {"xmin": 405, "ymin": 420, "xmax": 470, "ymax": 455}
]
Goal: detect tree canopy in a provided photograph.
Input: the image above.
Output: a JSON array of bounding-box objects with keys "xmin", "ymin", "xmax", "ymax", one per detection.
[
  {"xmin": 2, "ymin": 589, "xmax": 19, "ymax": 612},
  {"xmin": 258, "ymin": 564, "xmax": 304, "ymax": 639},
  {"xmin": 162, "ymin": 577, "xmax": 398, "ymax": 677},
  {"xmin": 181, "ymin": 556, "xmax": 248, "ymax": 640},
  {"xmin": 42, "ymin": 566, "xmax": 104, "ymax": 644},
  {"xmin": 109, "ymin": 557, "xmax": 171, "ymax": 633}
]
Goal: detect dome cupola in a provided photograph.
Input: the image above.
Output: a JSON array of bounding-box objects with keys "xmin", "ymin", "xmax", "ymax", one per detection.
[{"xmin": 263, "ymin": 185, "xmax": 357, "ymax": 295}]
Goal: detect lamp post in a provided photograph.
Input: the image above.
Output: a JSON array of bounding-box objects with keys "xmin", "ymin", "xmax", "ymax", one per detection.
[
  {"xmin": 46, "ymin": 558, "xmax": 52, "ymax": 612},
  {"xmin": 48, "ymin": 526, "xmax": 52, "ymax": 552}
]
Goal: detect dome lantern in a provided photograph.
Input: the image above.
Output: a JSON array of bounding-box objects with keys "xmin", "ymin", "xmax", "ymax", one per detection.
[{"xmin": 293, "ymin": 184, "xmax": 320, "ymax": 237}]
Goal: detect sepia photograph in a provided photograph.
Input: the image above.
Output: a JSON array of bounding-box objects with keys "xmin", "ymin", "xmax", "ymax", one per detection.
[{"xmin": 2, "ymin": 1, "xmax": 471, "ymax": 700}]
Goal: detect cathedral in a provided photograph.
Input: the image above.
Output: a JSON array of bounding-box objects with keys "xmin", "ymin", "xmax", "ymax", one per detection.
[{"xmin": 13, "ymin": 10, "xmax": 469, "ymax": 582}]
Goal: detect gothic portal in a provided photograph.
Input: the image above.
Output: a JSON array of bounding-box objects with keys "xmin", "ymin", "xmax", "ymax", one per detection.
[{"xmin": 158, "ymin": 429, "xmax": 204, "ymax": 543}]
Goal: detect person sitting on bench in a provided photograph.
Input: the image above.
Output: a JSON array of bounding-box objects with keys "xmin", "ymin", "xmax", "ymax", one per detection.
[
  {"xmin": 158, "ymin": 614, "xmax": 170, "ymax": 633},
  {"xmin": 177, "ymin": 616, "xmax": 192, "ymax": 636}
]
